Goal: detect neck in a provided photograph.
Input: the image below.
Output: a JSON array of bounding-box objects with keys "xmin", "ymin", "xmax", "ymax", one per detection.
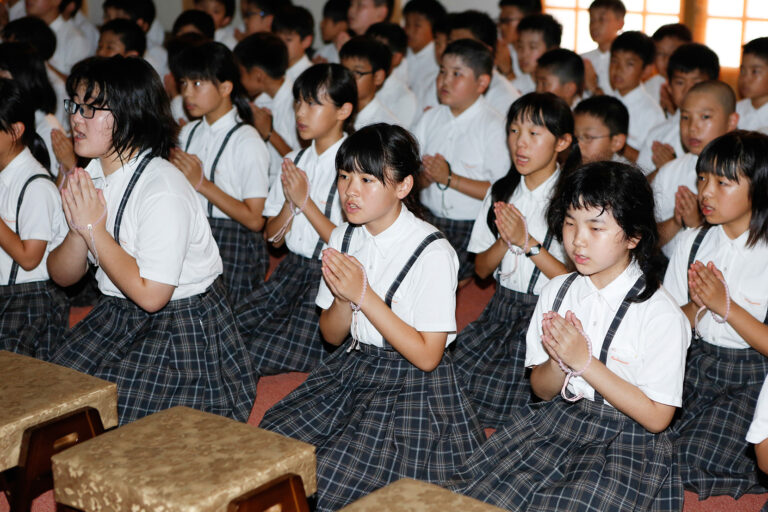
[
  {"xmin": 0, "ymin": 144, "xmax": 24, "ymax": 172},
  {"xmin": 205, "ymin": 99, "xmax": 233, "ymax": 125},
  {"xmin": 449, "ymin": 96, "xmax": 479, "ymax": 117},
  {"xmin": 264, "ymin": 77, "xmax": 284, "ymax": 98},
  {"xmin": 358, "ymin": 94, "xmax": 374, "ymax": 112},
  {"xmin": 41, "ymin": 10, "xmax": 59, "ymax": 25},
  {"xmin": 523, "ymin": 160, "xmax": 557, "ymax": 190},
  {"xmin": 589, "ymin": 254, "xmax": 631, "ymax": 290},
  {"xmin": 315, "ymin": 126, "xmax": 343, "ymax": 155},
  {"xmin": 722, "ymin": 215, "xmax": 751, "ymax": 240},
  {"xmin": 289, "ymin": 54, "xmax": 304, "ymax": 67},
  {"xmin": 100, "ymin": 148, "xmax": 138, "ymax": 176},
  {"xmin": 617, "ymin": 84, "xmax": 637, "ymax": 97},
  {"xmin": 365, "ymin": 201, "xmax": 402, "ymax": 236},
  {"xmin": 752, "ymin": 94, "xmax": 768, "ymax": 110},
  {"xmin": 597, "ymin": 41, "xmax": 612, "ymax": 53},
  {"xmin": 411, "ymin": 39, "xmax": 431, "ymax": 54}
]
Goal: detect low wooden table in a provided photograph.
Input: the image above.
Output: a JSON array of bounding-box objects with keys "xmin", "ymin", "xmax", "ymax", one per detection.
[
  {"xmin": 0, "ymin": 350, "xmax": 118, "ymax": 472},
  {"xmin": 52, "ymin": 406, "xmax": 317, "ymax": 512},
  {"xmin": 338, "ymin": 479, "xmax": 507, "ymax": 511}
]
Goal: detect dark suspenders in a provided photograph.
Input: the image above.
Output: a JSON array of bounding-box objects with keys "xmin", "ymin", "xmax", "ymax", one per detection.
[
  {"xmin": 299, "ymin": 147, "xmax": 338, "ymax": 260},
  {"xmin": 113, "ymin": 155, "xmax": 153, "ymax": 246},
  {"xmin": 7, "ymin": 174, "xmax": 55, "ymax": 285},
  {"xmin": 525, "ymin": 230, "xmax": 555, "ymax": 294}
]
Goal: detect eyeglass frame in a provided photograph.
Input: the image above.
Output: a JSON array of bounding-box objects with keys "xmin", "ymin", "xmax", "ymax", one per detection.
[
  {"xmin": 349, "ymin": 69, "xmax": 374, "ymax": 80},
  {"xmin": 574, "ymin": 133, "xmax": 612, "ymax": 143},
  {"xmin": 243, "ymin": 9, "xmax": 266, "ymax": 19},
  {"xmin": 64, "ymin": 99, "xmax": 112, "ymax": 119}
]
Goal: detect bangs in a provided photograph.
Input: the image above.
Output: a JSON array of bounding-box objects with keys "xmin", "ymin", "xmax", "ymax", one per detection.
[
  {"xmin": 335, "ymin": 126, "xmax": 388, "ymax": 183},
  {"xmin": 67, "ymin": 74, "xmax": 109, "ymax": 108},
  {"xmin": 169, "ymin": 46, "xmax": 220, "ymax": 83},
  {"xmin": 696, "ymin": 136, "xmax": 746, "ymax": 182},
  {"xmin": 506, "ymin": 92, "xmax": 573, "ymax": 138},
  {"xmin": 293, "ymin": 69, "xmax": 331, "ymax": 105}
]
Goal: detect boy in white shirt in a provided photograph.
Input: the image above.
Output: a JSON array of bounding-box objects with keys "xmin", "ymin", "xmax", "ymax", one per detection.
[
  {"xmin": 314, "ymin": 0, "xmax": 349, "ymax": 64},
  {"xmin": 495, "ymin": 0, "xmax": 541, "ymax": 82},
  {"xmin": 403, "ymin": 0, "xmax": 446, "ymax": 113},
  {"xmin": 609, "ymin": 30, "xmax": 665, "ymax": 162},
  {"xmin": 512, "ymin": 13, "xmax": 562, "ymax": 96},
  {"xmin": 645, "ymin": 23, "xmax": 691, "ymax": 110},
  {"xmin": 25, "ymin": 0, "xmax": 89, "ymax": 76},
  {"xmin": 412, "ymin": 39, "xmax": 510, "ymax": 281},
  {"xmin": 272, "ymin": 5, "xmax": 313, "ymax": 83},
  {"xmin": 737, "ymin": 37, "xmax": 768, "ymax": 132},
  {"xmin": 102, "ymin": 0, "xmax": 168, "ymax": 79},
  {"xmin": 238, "ymin": 0, "xmax": 277, "ymax": 38},
  {"xmin": 194, "ymin": 0, "xmax": 237, "ymax": 49},
  {"xmin": 581, "ymin": 0, "xmax": 624, "ymax": 97},
  {"xmin": 535, "ymin": 48, "xmax": 584, "ymax": 108},
  {"xmin": 573, "ymin": 95, "xmax": 629, "ymax": 164}
]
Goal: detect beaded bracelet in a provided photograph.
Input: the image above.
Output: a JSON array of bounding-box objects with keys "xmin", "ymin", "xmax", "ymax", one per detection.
[{"xmin": 555, "ymin": 327, "xmax": 593, "ymax": 402}]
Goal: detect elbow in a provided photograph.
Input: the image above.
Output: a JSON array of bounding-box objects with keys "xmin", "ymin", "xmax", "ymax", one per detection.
[
  {"xmin": 245, "ymin": 215, "xmax": 266, "ymax": 233},
  {"xmin": 19, "ymin": 255, "xmax": 44, "ymax": 272},
  {"xmin": 642, "ymin": 410, "xmax": 675, "ymax": 434},
  {"xmin": 474, "ymin": 263, "xmax": 492, "ymax": 280},
  {"xmin": 414, "ymin": 358, "xmax": 441, "ymax": 372},
  {"xmin": 136, "ymin": 297, "xmax": 171, "ymax": 314}
]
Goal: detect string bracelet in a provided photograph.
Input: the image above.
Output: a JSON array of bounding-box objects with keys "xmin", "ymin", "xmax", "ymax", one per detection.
[
  {"xmin": 499, "ymin": 212, "xmax": 530, "ymax": 278},
  {"xmin": 268, "ymin": 172, "xmax": 310, "ymax": 243},
  {"xmin": 694, "ymin": 274, "xmax": 731, "ymax": 338},
  {"xmin": 555, "ymin": 327, "xmax": 593, "ymax": 402},
  {"xmin": 346, "ymin": 262, "xmax": 368, "ymax": 353},
  {"xmin": 69, "ymin": 206, "xmax": 108, "ymax": 267}
]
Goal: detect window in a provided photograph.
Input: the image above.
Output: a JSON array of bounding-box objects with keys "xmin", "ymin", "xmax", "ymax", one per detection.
[{"xmin": 705, "ymin": 0, "xmax": 768, "ymax": 68}]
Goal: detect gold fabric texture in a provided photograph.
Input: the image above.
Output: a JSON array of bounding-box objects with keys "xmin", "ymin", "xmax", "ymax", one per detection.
[
  {"xmin": 0, "ymin": 350, "xmax": 118, "ymax": 471},
  {"xmin": 338, "ymin": 479, "xmax": 507, "ymax": 511},
  {"xmin": 52, "ymin": 406, "xmax": 317, "ymax": 512}
]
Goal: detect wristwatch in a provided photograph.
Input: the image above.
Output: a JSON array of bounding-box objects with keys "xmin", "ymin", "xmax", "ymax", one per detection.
[{"xmin": 525, "ymin": 243, "xmax": 542, "ymax": 257}]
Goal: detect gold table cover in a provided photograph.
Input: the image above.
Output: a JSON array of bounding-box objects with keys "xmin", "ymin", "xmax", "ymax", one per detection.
[
  {"xmin": 0, "ymin": 350, "xmax": 118, "ymax": 471},
  {"xmin": 52, "ymin": 406, "xmax": 317, "ymax": 512}
]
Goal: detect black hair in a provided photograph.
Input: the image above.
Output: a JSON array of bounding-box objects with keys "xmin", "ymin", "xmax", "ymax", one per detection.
[
  {"xmin": 166, "ymin": 32, "xmax": 211, "ymax": 72},
  {"xmin": 517, "ymin": 13, "xmax": 563, "ymax": 49},
  {"xmin": 697, "ymin": 130, "xmax": 768, "ymax": 247},
  {"xmin": 102, "ymin": 0, "xmax": 156, "ymax": 25},
  {"xmin": 272, "ymin": 5, "xmax": 314, "ymax": 40},
  {"xmin": 366, "ymin": 22, "xmax": 407, "ymax": 55},
  {"xmin": 100, "ymin": 18, "xmax": 147, "ymax": 56},
  {"xmin": 0, "ymin": 78, "xmax": 50, "ymax": 170},
  {"xmin": 667, "ymin": 43, "xmax": 720, "ymax": 80},
  {"xmin": 172, "ymin": 10, "xmax": 215, "ymax": 39},
  {"xmin": 371, "ymin": 0, "xmax": 394, "ymax": 19},
  {"xmin": 339, "ymin": 36, "xmax": 393, "ymax": 75},
  {"xmin": 234, "ymin": 32, "xmax": 288, "ymax": 79},
  {"xmin": 336, "ymin": 123, "xmax": 424, "ymax": 217},
  {"xmin": 66, "ymin": 56, "xmax": 177, "ymax": 160},
  {"xmin": 402, "ymin": 0, "xmax": 447, "ymax": 30},
  {"xmin": 498, "ymin": 0, "xmax": 542, "ymax": 14},
  {"xmin": 60, "ymin": 0, "xmax": 83, "ymax": 14},
  {"xmin": 588, "ymin": 0, "xmax": 626, "ymax": 17},
  {"xmin": 170, "ymin": 41, "xmax": 254, "ymax": 126},
  {"xmin": 242, "ymin": 0, "xmax": 282, "ymax": 16},
  {"xmin": 537, "ymin": 49, "xmax": 584, "ymax": 92},
  {"xmin": 547, "ymin": 161, "xmax": 662, "ymax": 302},
  {"xmin": 574, "ymin": 95, "xmax": 628, "ymax": 135},
  {"xmin": 611, "ymin": 30, "xmax": 655, "ymax": 67},
  {"xmin": 293, "ymin": 64, "xmax": 358, "ymax": 134},
  {"xmin": 433, "ymin": 13, "xmax": 451, "ymax": 36},
  {"xmin": 442, "ymin": 38, "xmax": 493, "ymax": 78},
  {"xmin": 686, "ymin": 80, "xmax": 736, "ymax": 114},
  {"xmin": 194, "ymin": 0, "xmax": 235, "ymax": 19},
  {"xmin": 323, "ymin": 0, "xmax": 350, "ymax": 23},
  {"xmin": 449, "ymin": 10, "xmax": 497, "ymax": 52},
  {"xmin": 743, "ymin": 37, "xmax": 768, "ymax": 64},
  {"xmin": 487, "ymin": 92, "xmax": 580, "ymax": 237},
  {"xmin": 651, "ymin": 23, "xmax": 692, "ymax": 43},
  {"xmin": 1, "ymin": 17, "xmax": 57, "ymax": 61},
  {"xmin": 0, "ymin": 42, "xmax": 57, "ymax": 115}
]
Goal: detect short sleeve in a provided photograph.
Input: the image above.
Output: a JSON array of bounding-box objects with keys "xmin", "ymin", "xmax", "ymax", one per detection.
[
  {"xmin": 485, "ymin": 119, "xmax": 512, "ymax": 182},
  {"xmin": 747, "ymin": 377, "xmax": 768, "ymax": 444},
  {"xmin": 264, "ymin": 167, "xmax": 288, "ymax": 217},
  {"xmin": 17, "ymin": 180, "xmax": 60, "ymax": 242},
  {"xmin": 524, "ymin": 277, "xmax": 560, "ymax": 367},
  {"xmin": 466, "ymin": 190, "xmax": 496, "ymax": 254},
  {"xmin": 409, "ymin": 244, "xmax": 458, "ymax": 333},
  {"xmin": 663, "ymin": 229, "xmax": 696, "ymax": 306},
  {"xmin": 651, "ymin": 160, "xmax": 675, "ymax": 222},
  {"xmin": 236, "ymin": 131, "xmax": 270, "ymax": 199},
  {"xmin": 315, "ymin": 224, "xmax": 345, "ymax": 310}
]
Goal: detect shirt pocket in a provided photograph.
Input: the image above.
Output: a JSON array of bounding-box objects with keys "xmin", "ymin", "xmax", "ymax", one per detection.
[{"xmin": 607, "ymin": 346, "xmax": 639, "ymax": 367}]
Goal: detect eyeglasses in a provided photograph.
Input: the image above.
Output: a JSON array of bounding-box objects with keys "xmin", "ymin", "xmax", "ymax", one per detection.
[
  {"xmin": 575, "ymin": 134, "xmax": 611, "ymax": 143},
  {"xmin": 243, "ymin": 10, "xmax": 265, "ymax": 19},
  {"xmin": 497, "ymin": 17, "xmax": 521, "ymax": 25},
  {"xmin": 350, "ymin": 69, "xmax": 374, "ymax": 79},
  {"xmin": 64, "ymin": 99, "xmax": 111, "ymax": 119}
]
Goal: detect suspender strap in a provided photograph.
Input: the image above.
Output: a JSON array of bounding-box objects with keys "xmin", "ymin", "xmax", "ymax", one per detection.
[
  {"xmin": 526, "ymin": 230, "xmax": 555, "ymax": 295},
  {"xmin": 340, "ymin": 223, "xmax": 356, "ymax": 253},
  {"xmin": 207, "ymin": 123, "xmax": 245, "ymax": 217},
  {"xmin": 8, "ymin": 174, "xmax": 55, "ymax": 285},
  {"xmin": 114, "ymin": 155, "xmax": 153, "ymax": 247},
  {"xmin": 310, "ymin": 177, "xmax": 339, "ymax": 259},
  {"xmin": 183, "ymin": 121, "xmax": 203, "ymax": 152},
  {"xmin": 551, "ymin": 273, "xmax": 579, "ymax": 313},
  {"xmin": 686, "ymin": 225, "xmax": 713, "ymax": 301},
  {"xmin": 385, "ymin": 231, "xmax": 446, "ymax": 307}
]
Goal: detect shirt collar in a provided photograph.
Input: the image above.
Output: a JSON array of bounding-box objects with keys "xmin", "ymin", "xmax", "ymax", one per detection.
[
  {"xmin": 715, "ymin": 223, "xmax": 751, "ymax": 248},
  {"xmin": 617, "ymin": 84, "xmax": 646, "ymax": 103},
  {"xmin": 521, "ymin": 166, "xmax": 560, "ymax": 202},
  {"xmin": 274, "ymin": 77, "xmax": 293, "ymax": 103},
  {"xmin": 412, "ymin": 41, "xmax": 435, "ymax": 61},
  {"xmin": 50, "ymin": 15, "xmax": 64, "ymax": 30},
  {"xmin": 451, "ymin": 95, "xmax": 485, "ymax": 122},
  {"xmin": 578, "ymin": 260, "xmax": 643, "ymax": 312},
  {"xmin": 0, "ymin": 148, "xmax": 34, "ymax": 186},
  {"xmin": 201, "ymin": 107, "xmax": 238, "ymax": 134},
  {"xmin": 312, "ymin": 134, "xmax": 347, "ymax": 161},
  {"xmin": 98, "ymin": 149, "xmax": 152, "ymax": 185},
  {"xmin": 361, "ymin": 204, "xmax": 413, "ymax": 256}
]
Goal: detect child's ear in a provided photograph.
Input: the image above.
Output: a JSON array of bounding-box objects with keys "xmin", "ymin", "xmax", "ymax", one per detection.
[
  {"xmin": 476, "ymin": 73, "xmax": 491, "ymax": 94},
  {"xmin": 136, "ymin": 18, "xmax": 150, "ymax": 33},
  {"xmin": 395, "ymin": 174, "xmax": 414, "ymax": 199},
  {"xmin": 626, "ymin": 234, "xmax": 640, "ymax": 251},
  {"xmin": 391, "ymin": 52, "xmax": 404, "ymax": 70},
  {"xmin": 727, "ymin": 111, "xmax": 740, "ymax": 132},
  {"xmin": 10, "ymin": 121, "xmax": 25, "ymax": 141},
  {"xmin": 373, "ymin": 68, "xmax": 386, "ymax": 87},
  {"xmin": 337, "ymin": 101, "xmax": 354, "ymax": 121},
  {"xmin": 610, "ymin": 133, "xmax": 626, "ymax": 153},
  {"xmin": 555, "ymin": 133, "xmax": 572, "ymax": 153},
  {"xmin": 218, "ymin": 80, "xmax": 234, "ymax": 97},
  {"xmin": 563, "ymin": 81, "xmax": 578, "ymax": 100},
  {"xmin": 301, "ymin": 35, "xmax": 313, "ymax": 51}
]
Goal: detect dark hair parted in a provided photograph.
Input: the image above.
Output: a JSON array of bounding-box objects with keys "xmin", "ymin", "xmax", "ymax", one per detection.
[
  {"xmin": 574, "ymin": 94, "xmax": 629, "ymax": 135},
  {"xmin": 293, "ymin": 64, "xmax": 358, "ymax": 135},
  {"xmin": 537, "ymin": 48, "xmax": 584, "ymax": 91},
  {"xmin": 0, "ymin": 78, "xmax": 51, "ymax": 170},
  {"xmin": 743, "ymin": 37, "xmax": 768, "ymax": 63},
  {"xmin": 340, "ymin": 36, "xmax": 393, "ymax": 74},
  {"xmin": 234, "ymin": 32, "xmax": 288, "ymax": 79},
  {"xmin": 323, "ymin": 0, "xmax": 350, "ymax": 23},
  {"xmin": 697, "ymin": 130, "xmax": 768, "ymax": 247},
  {"xmin": 611, "ymin": 31, "xmax": 655, "ymax": 67},
  {"xmin": 588, "ymin": 0, "xmax": 626, "ymax": 17},
  {"xmin": 449, "ymin": 10, "xmax": 497, "ymax": 52},
  {"xmin": 402, "ymin": 0, "xmax": 447, "ymax": 30},
  {"xmin": 651, "ymin": 23, "xmax": 692, "ymax": 43},
  {"xmin": 487, "ymin": 92, "xmax": 580, "ymax": 237},
  {"xmin": 517, "ymin": 13, "xmax": 563, "ymax": 49},
  {"xmin": 172, "ymin": 9, "xmax": 215, "ymax": 39},
  {"xmin": 170, "ymin": 41, "xmax": 254, "ymax": 126},
  {"xmin": 1, "ymin": 17, "xmax": 56, "ymax": 61},
  {"xmin": 366, "ymin": 22, "xmax": 408, "ymax": 55},
  {"xmin": 547, "ymin": 161, "xmax": 662, "ymax": 302},
  {"xmin": 667, "ymin": 43, "xmax": 720, "ymax": 80},
  {"xmin": 66, "ymin": 56, "xmax": 177, "ymax": 160},
  {"xmin": 102, "ymin": 0, "xmax": 156, "ymax": 25},
  {"xmin": 0, "ymin": 42, "xmax": 57, "ymax": 115},
  {"xmin": 335, "ymin": 123, "xmax": 424, "ymax": 217},
  {"xmin": 272, "ymin": 5, "xmax": 314, "ymax": 40},
  {"xmin": 101, "ymin": 18, "xmax": 147, "ymax": 55},
  {"xmin": 442, "ymin": 39, "xmax": 493, "ymax": 78},
  {"xmin": 499, "ymin": 0, "xmax": 542, "ymax": 15}
]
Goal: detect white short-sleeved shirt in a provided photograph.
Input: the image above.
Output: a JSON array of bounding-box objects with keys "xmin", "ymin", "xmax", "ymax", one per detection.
[
  {"xmin": 510, "ymin": 72, "xmax": 534, "ymax": 96},
  {"xmin": 179, "ymin": 108, "xmax": 270, "ymax": 219},
  {"xmin": 467, "ymin": 171, "xmax": 566, "ymax": 295},
  {"xmin": 747, "ymin": 376, "xmax": 768, "ymax": 444},
  {"xmin": 392, "ymin": 59, "xmax": 409, "ymax": 86},
  {"xmin": 581, "ymin": 48, "xmax": 614, "ymax": 96},
  {"xmin": 254, "ymin": 78, "xmax": 300, "ymax": 188},
  {"xmin": 406, "ymin": 42, "xmax": 440, "ymax": 113},
  {"xmin": 35, "ymin": 111, "xmax": 64, "ymax": 175},
  {"xmin": 643, "ymin": 74, "xmax": 665, "ymax": 106},
  {"xmin": 736, "ymin": 98, "xmax": 768, "ymax": 133},
  {"xmin": 0, "ymin": 148, "xmax": 67, "ymax": 285},
  {"xmin": 144, "ymin": 44, "xmax": 169, "ymax": 80},
  {"xmin": 263, "ymin": 137, "xmax": 345, "ymax": 259},
  {"xmin": 376, "ymin": 74, "xmax": 418, "ymax": 128},
  {"xmin": 636, "ymin": 110, "xmax": 683, "ymax": 175},
  {"xmin": 651, "ymin": 152, "xmax": 698, "ymax": 257},
  {"xmin": 316, "ymin": 206, "xmax": 458, "ymax": 348},
  {"xmin": 8, "ymin": 1, "xmax": 25, "ymax": 20},
  {"xmin": 526, "ymin": 263, "xmax": 690, "ymax": 407},
  {"xmin": 85, "ymin": 154, "xmax": 222, "ymax": 300},
  {"xmin": 507, "ymin": 43, "xmax": 523, "ymax": 78},
  {"xmin": 73, "ymin": 11, "xmax": 99, "ymax": 55},
  {"xmin": 487, "ymin": 69, "xmax": 522, "ymax": 117},
  {"xmin": 286, "ymin": 55, "xmax": 312, "ymax": 82},
  {"xmin": 214, "ymin": 25, "xmax": 237, "ymax": 50},
  {"xmin": 49, "ymin": 16, "xmax": 90, "ymax": 75},
  {"xmin": 315, "ymin": 42, "xmax": 340, "ymax": 64},
  {"xmin": 613, "ymin": 84, "xmax": 666, "ymax": 150},
  {"xmin": 664, "ymin": 225, "xmax": 768, "ymax": 349},
  {"xmin": 412, "ymin": 97, "xmax": 510, "ymax": 220},
  {"xmin": 354, "ymin": 96, "xmax": 400, "ymax": 131},
  {"xmin": 147, "ymin": 19, "xmax": 165, "ymax": 48}
]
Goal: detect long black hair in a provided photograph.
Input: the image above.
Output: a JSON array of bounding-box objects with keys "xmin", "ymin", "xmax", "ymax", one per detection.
[
  {"xmin": 0, "ymin": 42, "xmax": 57, "ymax": 115},
  {"xmin": 293, "ymin": 63, "xmax": 358, "ymax": 135},
  {"xmin": 487, "ymin": 92, "xmax": 580, "ymax": 237},
  {"xmin": 546, "ymin": 161, "xmax": 662, "ymax": 302},
  {"xmin": 0, "ymin": 78, "xmax": 50, "ymax": 170},
  {"xmin": 169, "ymin": 41, "xmax": 254, "ymax": 126}
]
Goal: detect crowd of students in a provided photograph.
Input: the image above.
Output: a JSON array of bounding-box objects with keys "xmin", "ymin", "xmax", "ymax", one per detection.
[{"xmin": 1, "ymin": 0, "xmax": 768, "ymax": 510}]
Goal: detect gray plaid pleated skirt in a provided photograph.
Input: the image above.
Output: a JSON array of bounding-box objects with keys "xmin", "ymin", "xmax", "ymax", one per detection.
[{"xmin": 208, "ymin": 217, "xmax": 268, "ymax": 305}]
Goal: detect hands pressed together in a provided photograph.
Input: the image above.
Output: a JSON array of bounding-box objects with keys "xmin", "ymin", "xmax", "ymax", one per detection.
[{"xmin": 541, "ymin": 310, "xmax": 592, "ymax": 373}]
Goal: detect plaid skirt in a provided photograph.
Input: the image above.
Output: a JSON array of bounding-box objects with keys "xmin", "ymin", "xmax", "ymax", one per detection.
[
  {"xmin": 235, "ymin": 252, "xmax": 334, "ymax": 375},
  {"xmin": 424, "ymin": 213, "xmax": 475, "ymax": 280},
  {"xmin": 261, "ymin": 341, "xmax": 485, "ymax": 512},
  {"xmin": 452, "ymin": 285, "xmax": 538, "ymax": 428},
  {"xmin": 49, "ymin": 278, "xmax": 257, "ymax": 425},
  {"xmin": 448, "ymin": 397, "xmax": 682, "ymax": 512},
  {"xmin": 0, "ymin": 280, "xmax": 68, "ymax": 360},
  {"xmin": 673, "ymin": 339, "xmax": 768, "ymax": 499},
  {"xmin": 209, "ymin": 217, "xmax": 268, "ymax": 305}
]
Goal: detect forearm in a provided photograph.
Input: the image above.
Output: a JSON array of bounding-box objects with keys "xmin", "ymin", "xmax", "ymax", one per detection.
[
  {"xmin": 530, "ymin": 358, "xmax": 567, "ymax": 400},
  {"xmin": 198, "ymin": 181, "xmax": 265, "ymax": 232},
  {"xmin": 303, "ymin": 199, "xmax": 336, "ymax": 244},
  {"xmin": 726, "ymin": 303, "xmax": 768, "ymax": 356},
  {"xmin": 319, "ymin": 299, "xmax": 352, "ymax": 345},
  {"xmin": 47, "ymin": 231, "xmax": 89, "ymax": 286},
  {"xmin": 0, "ymin": 221, "xmax": 45, "ymax": 271},
  {"xmin": 268, "ymin": 131, "xmax": 292, "ymax": 157},
  {"xmin": 756, "ymin": 438, "xmax": 768, "ymax": 474},
  {"xmin": 449, "ymin": 172, "xmax": 491, "ymax": 201},
  {"xmin": 264, "ymin": 203, "xmax": 293, "ymax": 246},
  {"xmin": 526, "ymin": 235, "xmax": 568, "ymax": 279},
  {"xmin": 474, "ymin": 238, "xmax": 506, "ymax": 279},
  {"xmin": 658, "ymin": 217, "xmax": 682, "ymax": 247},
  {"xmin": 681, "ymin": 301, "xmax": 698, "ymax": 327}
]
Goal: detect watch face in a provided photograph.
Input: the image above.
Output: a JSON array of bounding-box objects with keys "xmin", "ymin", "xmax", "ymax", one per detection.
[{"xmin": 527, "ymin": 244, "xmax": 541, "ymax": 256}]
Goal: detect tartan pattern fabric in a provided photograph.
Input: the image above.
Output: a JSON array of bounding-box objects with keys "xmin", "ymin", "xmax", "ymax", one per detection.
[
  {"xmin": 424, "ymin": 213, "xmax": 475, "ymax": 280},
  {"xmin": 235, "ymin": 252, "xmax": 334, "ymax": 375},
  {"xmin": 261, "ymin": 341, "xmax": 485, "ymax": 512},
  {"xmin": 448, "ymin": 397, "xmax": 683, "ymax": 512},
  {"xmin": 0, "ymin": 280, "xmax": 68, "ymax": 360},
  {"xmin": 49, "ymin": 278, "xmax": 257, "ymax": 425},
  {"xmin": 452, "ymin": 285, "xmax": 538, "ymax": 428},
  {"xmin": 673, "ymin": 340, "xmax": 768, "ymax": 499},
  {"xmin": 208, "ymin": 217, "xmax": 268, "ymax": 305}
]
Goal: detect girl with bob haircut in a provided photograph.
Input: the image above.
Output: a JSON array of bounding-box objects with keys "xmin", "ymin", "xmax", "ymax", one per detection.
[
  {"xmin": 235, "ymin": 63, "xmax": 357, "ymax": 375},
  {"xmin": 261, "ymin": 123, "xmax": 484, "ymax": 512},
  {"xmin": 449, "ymin": 161, "xmax": 689, "ymax": 511},
  {"xmin": 47, "ymin": 56, "xmax": 256, "ymax": 425},
  {"xmin": 170, "ymin": 41, "xmax": 270, "ymax": 304},
  {"xmin": 665, "ymin": 130, "xmax": 768, "ymax": 499}
]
